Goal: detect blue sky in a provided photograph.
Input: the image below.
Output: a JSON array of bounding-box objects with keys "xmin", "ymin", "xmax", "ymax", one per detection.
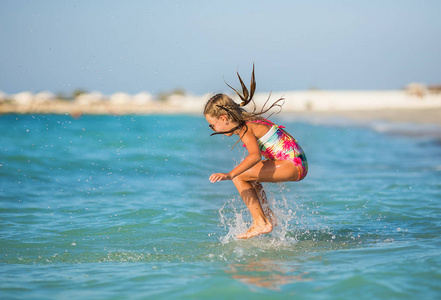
[{"xmin": 0, "ymin": 0, "xmax": 440, "ymax": 96}]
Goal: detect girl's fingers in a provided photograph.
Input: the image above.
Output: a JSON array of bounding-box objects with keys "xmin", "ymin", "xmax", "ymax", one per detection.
[
  {"xmin": 209, "ymin": 174, "xmax": 216, "ymax": 182},
  {"xmin": 209, "ymin": 173, "xmax": 225, "ymax": 183}
]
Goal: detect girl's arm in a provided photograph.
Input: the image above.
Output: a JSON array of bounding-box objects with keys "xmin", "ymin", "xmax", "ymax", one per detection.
[{"xmin": 209, "ymin": 127, "xmax": 261, "ymax": 183}]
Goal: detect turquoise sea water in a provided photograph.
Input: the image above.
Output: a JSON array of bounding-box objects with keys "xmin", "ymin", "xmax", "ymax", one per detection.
[{"xmin": 1, "ymin": 114, "xmax": 440, "ymax": 299}]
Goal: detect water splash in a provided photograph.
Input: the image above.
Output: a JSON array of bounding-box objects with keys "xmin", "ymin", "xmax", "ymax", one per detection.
[
  {"xmin": 218, "ymin": 196, "xmax": 249, "ymax": 244},
  {"xmin": 217, "ymin": 183, "xmax": 302, "ymax": 247}
]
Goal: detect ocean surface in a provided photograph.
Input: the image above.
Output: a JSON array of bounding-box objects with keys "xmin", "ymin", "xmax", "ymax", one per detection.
[{"xmin": 1, "ymin": 113, "xmax": 440, "ymax": 299}]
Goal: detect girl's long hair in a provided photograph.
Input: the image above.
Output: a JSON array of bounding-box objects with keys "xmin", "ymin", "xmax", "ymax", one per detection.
[{"xmin": 204, "ymin": 65, "xmax": 285, "ymax": 148}]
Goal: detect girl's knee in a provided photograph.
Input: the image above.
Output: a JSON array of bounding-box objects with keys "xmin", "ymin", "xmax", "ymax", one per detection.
[
  {"xmin": 232, "ymin": 175, "xmax": 243, "ymax": 185},
  {"xmin": 233, "ymin": 173, "xmax": 255, "ymax": 185}
]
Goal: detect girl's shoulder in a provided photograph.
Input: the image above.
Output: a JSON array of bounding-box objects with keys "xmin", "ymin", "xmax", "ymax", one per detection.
[{"xmin": 245, "ymin": 118, "xmax": 273, "ymax": 139}]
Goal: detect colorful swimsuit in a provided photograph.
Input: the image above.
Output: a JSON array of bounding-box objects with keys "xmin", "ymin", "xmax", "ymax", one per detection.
[{"xmin": 246, "ymin": 120, "xmax": 308, "ymax": 181}]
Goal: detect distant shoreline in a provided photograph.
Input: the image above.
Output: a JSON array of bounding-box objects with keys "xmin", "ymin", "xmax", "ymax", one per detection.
[
  {"xmin": 1, "ymin": 90, "xmax": 441, "ymax": 126},
  {"xmin": 0, "ymin": 101, "xmax": 186, "ymax": 116},
  {"xmin": 280, "ymin": 108, "xmax": 441, "ymax": 126}
]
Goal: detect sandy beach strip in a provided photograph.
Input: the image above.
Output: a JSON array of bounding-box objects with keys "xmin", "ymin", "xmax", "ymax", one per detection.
[
  {"xmin": 280, "ymin": 108, "xmax": 441, "ymax": 126},
  {"xmin": 1, "ymin": 90, "xmax": 440, "ymax": 126}
]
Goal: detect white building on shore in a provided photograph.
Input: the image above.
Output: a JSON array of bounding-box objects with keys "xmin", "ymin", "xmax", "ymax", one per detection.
[
  {"xmin": 109, "ymin": 92, "xmax": 133, "ymax": 105},
  {"xmin": 12, "ymin": 92, "xmax": 34, "ymax": 105},
  {"xmin": 133, "ymin": 92, "xmax": 153, "ymax": 105},
  {"xmin": 34, "ymin": 91, "xmax": 56, "ymax": 104}
]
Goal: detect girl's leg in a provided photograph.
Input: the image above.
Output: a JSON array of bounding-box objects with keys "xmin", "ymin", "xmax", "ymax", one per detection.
[
  {"xmin": 232, "ymin": 178, "xmax": 273, "ymax": 239},
  {"xmin": 232, "ymin": 160, "xmax": 298, "ymax": 239},
  {"xmin": 250, "ymin": 181, "xmax": 277, "ymax": 227}
]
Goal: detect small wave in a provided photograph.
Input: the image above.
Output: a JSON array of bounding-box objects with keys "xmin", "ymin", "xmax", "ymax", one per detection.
[
  {"xmin": 370, "ymin": 121, "xmax": 441, "ymax": 139},
  {"xmin": 278, "ymin": 113, "xmax": 441, "ymax": 141}
]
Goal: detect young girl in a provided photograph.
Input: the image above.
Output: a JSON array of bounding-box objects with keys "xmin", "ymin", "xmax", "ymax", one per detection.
[{"xmin": 204, "ymin": 66, "xmax": 308, "ymax": 239}]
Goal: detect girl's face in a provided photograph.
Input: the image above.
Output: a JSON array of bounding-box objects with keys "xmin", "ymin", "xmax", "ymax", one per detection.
[{"xmin": 205, "ymin": 114, "xmax": 237, "ymax": 136}]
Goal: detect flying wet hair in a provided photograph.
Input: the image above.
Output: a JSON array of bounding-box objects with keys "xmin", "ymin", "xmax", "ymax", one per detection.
[{"xmin": 204, "ymin": 64, "xmax": 285, "ymax": 149}]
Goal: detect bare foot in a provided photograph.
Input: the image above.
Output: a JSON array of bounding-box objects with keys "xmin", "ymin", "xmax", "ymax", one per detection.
[{"xmin": 237, "ymin": 222, "xmax": 273, "ymax": 239}]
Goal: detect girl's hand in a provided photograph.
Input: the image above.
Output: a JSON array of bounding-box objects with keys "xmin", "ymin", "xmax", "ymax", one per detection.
[{"xmin": 209, "ymin": 172, "xmax": 232, "ymax": 183}]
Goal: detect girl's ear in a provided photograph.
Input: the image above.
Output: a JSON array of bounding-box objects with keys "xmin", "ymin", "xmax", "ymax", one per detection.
[{"xmin": 219, "ymin": 115, "xmax": 228, "ymax": 122}]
